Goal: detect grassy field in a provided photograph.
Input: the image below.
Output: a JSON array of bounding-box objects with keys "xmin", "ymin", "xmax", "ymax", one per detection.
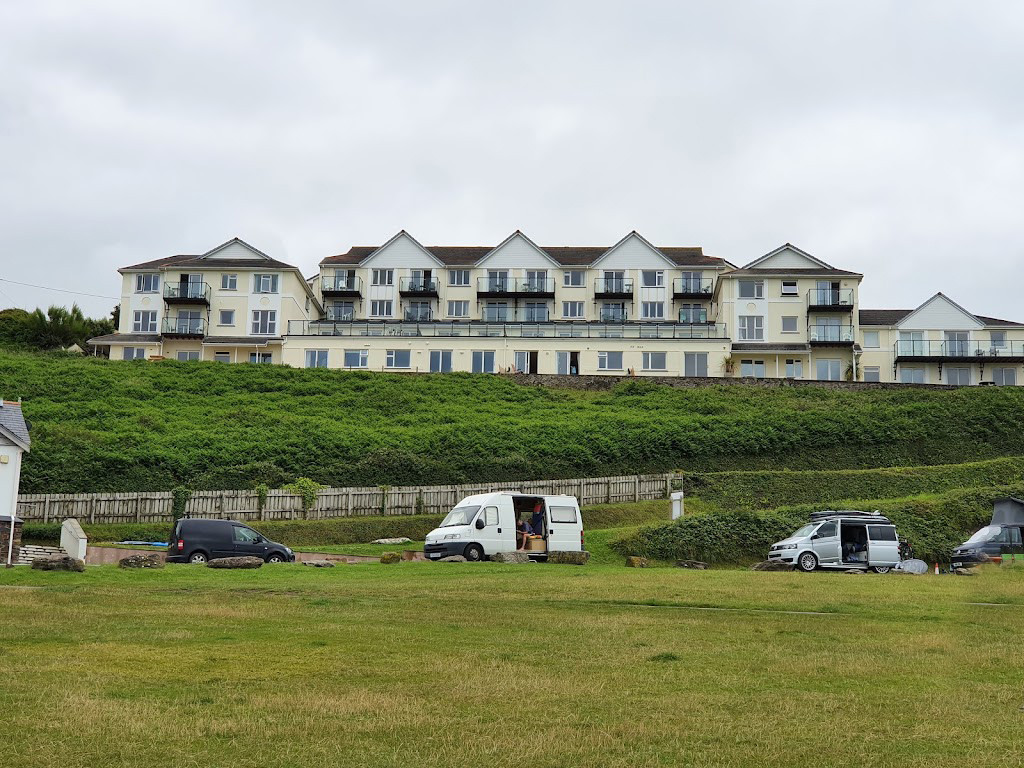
[
  {"xmin": 1, "ymin": 564, "xmax": 1022, "ymax": 767},
  {"xmin": 7, "ymin": 349, "xmax": 1024, "ymax": 492}
]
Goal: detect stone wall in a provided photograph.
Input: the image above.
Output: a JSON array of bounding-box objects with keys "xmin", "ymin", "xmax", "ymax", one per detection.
[
  {"xmin": 507, "ymin": 373, "xmax": 960, "ymax": 392},
  {"xmin": 0, "ymin": 517, "xmax": 22, "ymax": 566}
]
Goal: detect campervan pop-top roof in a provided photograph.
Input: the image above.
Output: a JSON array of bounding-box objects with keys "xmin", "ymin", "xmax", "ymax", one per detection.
[{"xmin": 808, "ymin": 510, "xmax": 893, "ymax": 525}]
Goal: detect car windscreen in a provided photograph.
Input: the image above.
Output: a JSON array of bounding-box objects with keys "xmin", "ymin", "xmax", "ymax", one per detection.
[
  {"xmin": 963, "ymin": 525, "xmax": 1002, "ymax": 546},
  {"xmin": 792, "ymin": 524, "xmax": 817, "ymax": 538},
  {"xmin": 439, "ymin": 505, "xmax": 481, "ymax": 527}
]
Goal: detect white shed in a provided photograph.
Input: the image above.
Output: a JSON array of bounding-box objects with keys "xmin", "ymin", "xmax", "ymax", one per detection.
[{"xmin": 0, "ymin": 399, "xmax": 31, "ymax": 566}]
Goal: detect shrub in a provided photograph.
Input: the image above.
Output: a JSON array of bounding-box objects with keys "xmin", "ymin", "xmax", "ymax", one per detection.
[
  {"xmin": 283, "ymin": 477, "xmax": 323, "ymax": 519},
  {"xmin": 171, "ymin": 487, "xmax": 191, "ymax": 520}
]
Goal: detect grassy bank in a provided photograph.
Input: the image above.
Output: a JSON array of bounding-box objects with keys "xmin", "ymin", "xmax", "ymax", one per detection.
[
  {"xmin": 1, "ymin": 564, "xmax": 1021, "ymax": 767},
  {"xmin": 6, "ymin": 349, "xmax": 1024, "ymax": 492}
]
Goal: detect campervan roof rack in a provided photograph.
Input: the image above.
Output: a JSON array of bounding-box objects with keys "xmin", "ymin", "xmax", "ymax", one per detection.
[{"xmin": 809, "ymin": 509, "xmax": 892, "ymax": 524}]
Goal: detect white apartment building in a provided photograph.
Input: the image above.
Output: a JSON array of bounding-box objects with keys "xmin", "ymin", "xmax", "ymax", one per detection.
[{"xmin": 90, "ymin": 232, "xmax": 1024, "ymax": 385}]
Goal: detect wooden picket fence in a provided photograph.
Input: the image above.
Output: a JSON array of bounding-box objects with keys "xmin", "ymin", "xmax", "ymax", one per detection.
[{"xmin": 15, "ymin": 472, "xmax": 683, "ymax": 525}]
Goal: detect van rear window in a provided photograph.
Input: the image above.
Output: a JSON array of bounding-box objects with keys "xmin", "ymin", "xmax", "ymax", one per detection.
[
  {"xmin": 549, "ymin": 506, "xmax": 577, "ymax": 524},
  {"xmin": 868, "ymin": 525, "xmax": 897, "ymax": 541}
]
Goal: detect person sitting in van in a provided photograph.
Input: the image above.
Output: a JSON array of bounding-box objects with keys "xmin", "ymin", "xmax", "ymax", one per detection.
[
  {"xmin": 517, "ymin": 518, "xmax": 534, "ymax": 550},
  {"xmin": 530, "ymin": 502, "xmax": 544, "ymax": 536}
]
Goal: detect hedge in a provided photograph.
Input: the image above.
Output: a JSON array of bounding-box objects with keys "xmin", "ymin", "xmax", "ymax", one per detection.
[{"xmin": 610, "ymin": 483, "xmax": 1022, "ymax": 564}]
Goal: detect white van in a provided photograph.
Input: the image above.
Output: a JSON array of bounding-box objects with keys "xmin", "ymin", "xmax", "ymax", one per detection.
[
  {"xmin": 423, "ymin": 492, "xmax": 584, "ymax": 561},
  {"xmin": 768, "ymin": 511, "xmax": 901, "ymax": 573}
]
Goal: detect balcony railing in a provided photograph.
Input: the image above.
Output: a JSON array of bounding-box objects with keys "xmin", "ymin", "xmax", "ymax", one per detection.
[
  {"xmin": 325, "ymin": 307, "xmax": 355, "ymax": 321},
  {"xmin": 163, "ymin": 282, "xmax": 211, "ymax": 304},
  {"xmin": 161, "ymin": 317, "xmax": 206, "ymax": 337},
  {"xmin": 477, "ymin": 277, "xmax": 556, "ymax": 296},
  {"xmin": 672, "ymin": 277, "xmax": 714, "ymax": 298},
  {"xmin": 290, "ymin": 320, "xmax": 729, "ymax": 340},
  {"xmin": 481, "ymin": 308, "xmax": 552, "ymax": 322},
  {"xmin": 807, "ymin": 288, "xmax": 855, "ymax": 310},
  {"xmin": 678, "ymin": 308, "xmax": 709, "ymax": 324},
  {"xmin": 599, "ymin": 308, "xmax": 628, "ymax": 322},
  {"xmin": 895, "ymin": 340, "xmax": 1024, "ymax": 359},
  {"xmin": 808, "ymin": 324, "xmax": 855, "ymax": 344},
  {"xmin": 321, "ymin": 276, "xmax": 362, "ymax": 296},
  {"xmin": 404, "ymin": 308, "xmax": 434, "ymax": 322},
  {"xmin": 399, "ymin": 277, "xmax": 439, "ymax": 296},
  {"xmin": 594, "ymin": 278, "xmax": 634, "ymax": 298}
]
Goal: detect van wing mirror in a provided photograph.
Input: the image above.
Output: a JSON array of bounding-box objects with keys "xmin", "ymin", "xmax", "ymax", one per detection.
[{"xmin": 475, "ymin": 518, "xmax": 485, "ymax": 530}]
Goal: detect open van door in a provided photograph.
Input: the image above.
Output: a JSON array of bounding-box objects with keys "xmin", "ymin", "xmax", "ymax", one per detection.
[{"xmin": 546, "ymin": 501, "xmax": 582, "ymax": 552}]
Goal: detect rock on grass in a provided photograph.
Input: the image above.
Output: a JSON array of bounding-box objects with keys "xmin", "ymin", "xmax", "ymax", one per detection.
[{"xmin": 207, "ymin": 556, "xmax": 263, "ymax": 569}]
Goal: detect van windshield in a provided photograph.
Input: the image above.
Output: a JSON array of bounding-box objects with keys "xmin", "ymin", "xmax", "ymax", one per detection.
[
  {"xmin": 792, "ymin": 524, "xmax": 818, "ymax": 538},
  {"xmin": 963, "ymin": 526, "xmax": 1003, "ymax": 546},
  {"xmin": 440, "ymin": 506, "xmax": 481, "ymax": 527}
]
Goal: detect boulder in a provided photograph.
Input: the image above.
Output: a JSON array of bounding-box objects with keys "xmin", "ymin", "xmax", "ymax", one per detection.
[
  {"xmin": 953, "ymin": 567, "xmax": 978, "ymax": 576},
  {"xmin": 675, "ymin": 560, "xmax": 708, "ymax": 570},
  {"xmin": 302, "ymin": 560, "xmax": 336, "ymax": 568},
  {"xmin": 896, "ymin": 559, "xmax": 929, "ymax": 575},
  {"xmin": 751, "ymin": 561, "xmax": 794, "ymax": 571},
  {"xmin": 31, "ymin": 555, "xmax": 85, "ymax": 572},
  {"xmin": 379, "ymin": 552, "xmax": 402, "ymax": 564},
  {"xmin": 548, "ymin": 551, "xmax": 590, "ymax": 565},
  {"xmin": 118, "ymin": 554, "xmax": 164, "ymax": 569},
  {"xmin": 625, "ymin": 556, "xmax": 649, "ymax": 568},
  {"xmin": 490, "ymin": 551, "xmax": 531, "ymax": 564},
  {"xmin": 207, "ymin": 556, "xmax": 263, "ymax": 569},
  {"xmin": 438, "ymin": 555, "xmax": 468, "ymax": 563},
  {"xmin": 372, "ymin": 537, "xmax": 412, "ymax": 545},
  {"xmin": 845, "ymin": 569, "xmax": 865, "ymax": 574}
]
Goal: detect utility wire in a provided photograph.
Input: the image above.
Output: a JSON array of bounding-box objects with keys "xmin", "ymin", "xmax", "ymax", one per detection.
[{"xmin": 0, "ymin": 277, "xmax": 119, "ymax": 301}]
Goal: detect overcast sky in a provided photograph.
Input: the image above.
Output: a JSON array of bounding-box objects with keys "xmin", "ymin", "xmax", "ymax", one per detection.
[{"xmin": 1, "ymin": 1, "xmax": 1022, "ymax": 320}]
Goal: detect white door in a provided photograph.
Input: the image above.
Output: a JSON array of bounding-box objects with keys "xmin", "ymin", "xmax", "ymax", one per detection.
[
  {"xmin": 546, "ymin": 501, "xmax": 582, "ymax": 552},
  {"xmin": 475, "ymin": 505, "xmax": 504, "ymax": 555},
  {"xmin": 899, "ymin": 331, "xmax": 924, "ymax": 356}
]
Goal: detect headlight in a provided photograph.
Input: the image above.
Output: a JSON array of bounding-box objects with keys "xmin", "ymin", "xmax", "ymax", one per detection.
[
  {"xmin": 443, "ymin": 533, "xmax": 461, "ymax": 540},
  {"xmin": 286, "ymin": 547, "xmax": 293, "ymax": 553},
  {"xmin": 782, "ymin": 544, "xmax": 798, "ymax": 550}
]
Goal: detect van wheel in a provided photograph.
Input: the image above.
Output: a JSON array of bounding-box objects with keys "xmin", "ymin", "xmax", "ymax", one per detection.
[
  {"xmin": 872, "ymin": 566, "xmax": 892, "ymax": 574},
  {"xmin": 188, "ymin": 551, "xmax": 209, "ymax": 564},
  {"xmin": 797, "ymin": 552, "xmax": 818, "ymax": 572},
  {"xmin": 267, "ymin": 553, "xmax": 285, "ymax": 564},
  {"xmin": 464, "ymin": 544, "xmax": 484, "ymax": 562}
]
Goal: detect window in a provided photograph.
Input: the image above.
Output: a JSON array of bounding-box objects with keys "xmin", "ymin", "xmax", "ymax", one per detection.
[
  {"xmin": 740, "ymin": 359, "xmax": 765, "ymax": 378},
  {"xmin": 993, "ymin": 367, "xmax": 1017, "ymax": 386},
  {"xmin": 642, "ymin": 352, "xmax": 667, "ymax": 371},
  {"xmin": 944, "ymin": 331, "xmax": 969, "ymax": 357},
  {"xmin": 523, "ymin": 302, "xmax": 548, "ymax": 322},
  {"xmin": 122, "ymin": 347, "xmax": 146, "ymax": 360},
  {"xmin": 738, "ymin": 280, "xmax": 764, "ymax": 299},
  {"xmin": 305, "ymin": 350, "xmax": 328, "ymax": 368},
  {"xmin": 738, "ymin": 316, "xmax": 763, "ymax": 340},
  {"xmin": 864, "ymin": 366, "xmax": 880, "ymax": 382},
  {"xmin": 472, "ymin": 350, "xmax": 495, "ymax": 373},
  {"xmin": 251, "ymin": 310, "xmax": 277, "ymax": 335},
  {"xmin": 483, "ymin": 302, "xmax": 508, "ymax": 322},
  {"xmin": 448, "ymin": 269, "xmax": 470, "ymax": 287},
  {"xmin": 220, "ymin": 274, "xmax": 237, "ymax": 290},
  {"xmin": 487, "ymin": 270, "xmax": 509, "ymax": 291},
  {"xmin": 641, "ymin": 270, "xmax": 664, "ymax": 288},
  {"xmin": 601, "ymin": 303, "xmax": 626, "ymax": 322},
  {"xmin": 344, "ymin": 349, "xmax": 368, "ymax": 368},
  {"xmin": 218, "ymin": 310, "xmax": 234, "ymax": 326},
  {"xmin": 330, "ymin": 270, "xmax": 356, "ymax": 289},
  {"xmin": 213, "ymin": 351, "xmax": 231, "ymax": 363},
  {"xmin": 598, "ymin": 351, "xmax": 623, "ymax": 370},
  {"xmin": 863, "ymin": 331, "xmax": 880, "ymax": 348},
  {"xmin": 370, "ymin": 300, "xmax": 393, "ymax": 317},
  {"xmin": 781, "ymin": 316, "xmax": 798, "ymax": 333},
  {"xmin": 562, "ymin": 301, "xmax": 584, "ymax": 319},
  {"xmin": 513, "ymin": 351, "xmax": 533, "ymax": 373},
  {"xmin": 371, "ymin": 269, "xmax": 394, "ymax": 286},
  {"xmin": 602, "ymin": 270, "xmax": 626, "ymax": 293},
  {"xmin": 386, "ymin": 349, "xmax": 411, "ymax": 368},
  {"xmin": 132, "ymin": 310, "xmax": 157, "ymax": 333},
  {"xmin": 447, "ymin": 300, "xmax": 469, "ymax": 318},
  {"xmin": 525, "ymin": 270, "xmax": 548, "ymax": 291},
  {"xmin": 679, "ymin": 304, "xmax": 706, "ymax": 324},
  {"xmin": 679, "ymin": 271, "xmax": 704, "ymax": 293},
  {"xmin": 817, "ymin": 522, "xmax": 837, "ymax": 538},
  {"xmin": 253, "ymin": 274, "xmax": 279, "ymax": 293},
  {"xmin": 430, "ymin": 350, "xmax": 452, "ymax": 373},
  {"xmin": 563, "ymin": 270, "xmax": 585, "ymax": 287},
  {"xmin": 991, "ymin": 331, "xmax": 1007, "ymax": 349},
  {"xmin": 900, "ymin": 367, "xmax": 925, "ymax": 384},
  {"xmin": 405, "ymin": 301, "xmax": 432, "ymax": 321},
  {"xmin": 135, "ymin": 274, "xmax": 159, "ymax": 293},
  {"xmin": 249, "ymin": 352, "xmax": 272, "ymax": 364},
  {"xmin": 946, "ymin": 367, "xmax": 970, "ymax": 385},
  {"xmin": 781, "ymin": 281, "xmax": 798, "ymax": 296},
  {"xmin": 867, "ymin": 525, "xmax": 897, "ymax": 542},
  {"xmin": 549, "ymin": 506, "xmax": 578, "ymax": 524},
  {"xmin": 816, "ymin": 359, "xmax": 842, "ymax": 381},
  {"xmin": 484, "ymin": 506, "xmax": 499, "ymax": 526},
  {"xmin": 328, "ymin": 301, "xmax": 354, "ymax": 321},
  {"xmin": 684, "ymin": 352, "xmax": 708, "ymax": 377},
  {"xmin": 176, "ymin": 351, "xmax": 200, "ymax": 361},
  {"xmin": 641, "ymin": 302, "xmax": 664, "ymax": 320},
  {"xmin": 785, "ymin": 359, "xmax": 803, "ymax": 378},
  {"xmin": 898, "ymin": 331, "xmax": 924, "ymax": 356}
]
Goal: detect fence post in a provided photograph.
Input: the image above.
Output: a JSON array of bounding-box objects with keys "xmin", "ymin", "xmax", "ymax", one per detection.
[
  {"xmin": 665, "ymin": 472, "xmax": 672, "ymax": 499},
  {"xmin": 43, "ymin": 496, "xmax": 50, "ymax": 525},
  {"xmin": 88, "ymin": 497, "xmax": 95, "ymax": 525},
  {"xmin": 634, "ymin": 475, "xmax": 640, "ymax": 502}
]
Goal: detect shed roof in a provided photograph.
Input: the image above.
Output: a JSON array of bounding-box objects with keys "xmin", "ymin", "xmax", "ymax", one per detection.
[{"xmin": 0, "ymin": 400, "xmax": 31, "ymax": 451}]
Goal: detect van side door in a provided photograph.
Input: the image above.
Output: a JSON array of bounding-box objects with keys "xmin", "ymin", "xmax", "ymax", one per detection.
[
  {"xmin": 811, "ymin": 521, "xmax": 840, "ymax": 565},
  {"xmin": 867, "ymin": 525, "xmax": 899, "ymax": 566},
  {"xmin": 546, "ymin": 501, "xmax": 582, "ymax": 552},
  {"xmin": 232, "ymin": 524, "xmax": 269, "ymax": 559}
]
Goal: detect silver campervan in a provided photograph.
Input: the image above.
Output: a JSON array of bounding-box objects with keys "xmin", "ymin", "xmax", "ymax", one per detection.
[{"xmin": 768, "ymin": 510, "xmax": 901, "ymax": 573}]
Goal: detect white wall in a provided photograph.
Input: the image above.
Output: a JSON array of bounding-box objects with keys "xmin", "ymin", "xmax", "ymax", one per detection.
[
  {"xmin": 897, "ymin": 296, "xmax": 983, "ymax": 332},
  {"xmin": 0, "ymin": 440, "xmax": 24, "ymax": 528},
  {"xmin": 477, "ymin": 235, "xmax": 555, "ymax": 272}
]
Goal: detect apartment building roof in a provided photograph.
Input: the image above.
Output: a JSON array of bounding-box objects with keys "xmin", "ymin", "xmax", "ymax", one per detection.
[
  {"xmin": 724, "ymin": 267, "xmax": 862, "ymax": 277},
  {"xmin": 859, "ymin": 309, "xmax": 1023, "ymax": 327},
  {"xmin": 119, "ymin": 238, "xmax": 300, "ymax": 272},
  {"xmin": 87, "ymin": 332, "xmax": 159, "ymax": 344}
]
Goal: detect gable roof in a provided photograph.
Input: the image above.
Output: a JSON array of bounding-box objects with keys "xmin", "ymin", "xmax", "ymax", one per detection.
[
  {"xmin": 0, "ymin": 401, "xmax": 30, "ymax": 451},
  {"xmin": 859, "ymin": 300, "xmax": 1024, "ymax": 328},
  {"xmin": 741, "ymin": 243, "xmax": 836, "ymax": 270},
  {"xmin": 896, "ymin": 292, "xmax": 984, "ymax": 329},
  {"xmin": 120, "ymin": 238, "xmax": 299, "ymax": 272}
]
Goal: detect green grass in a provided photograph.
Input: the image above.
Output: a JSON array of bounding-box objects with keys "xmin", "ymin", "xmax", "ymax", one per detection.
[
  {"xmin": 7, "ymin": 348, "xmax": 1024, "ymax": 492},
  {"xmin": 1, "ymin": 564, "xmax": 1022, "ymax": 767}
]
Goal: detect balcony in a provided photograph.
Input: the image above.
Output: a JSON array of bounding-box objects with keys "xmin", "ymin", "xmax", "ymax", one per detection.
[
  {"xmin": 672, "ymin": 277, "xmax": 714, "ymax": 299},
  {"xmin": 163, "ymin": 282, "xmax": 211, "ymax": 305},
  {"xmin": 599, "ymin": 308, "xmax": 629, "ymax": 322},
  {"xmin": 161, "ymin": 317, "xmax": 206, "ymax": 338},
  {"xmin": 894, "ymin": 340, "xmax": 1024, "ymax": 361},
  {"xmin": 399, "ymin": 277, "xmax": 439, "ymax": 297},
  {"xmin": 404, "ymin": 307, "xmax": 434, "ymax": 322},
  {"xmin": 807, "ymin": 288, "xmax": 855, "ymax": 312},
  {"xmin": 808, "ymin": 324, "xmax": 855, "ymax": 346},
  {"xmin": 594, "ymin": 278, "xmax": 634, "ymax": 299},
  {"xmin": 291, "ymin": 320, "xmax": 729, "ymax": 340},
  {"xmin": 477, "ymin": 277, "xmax": 556, "ymax": 298},
  {"xmin": 481, "ymin": 308, "xmax": 551, "ymax": 323},
  {"xmin": 321, "ymin": 276, "xmax": 362, "ymax": 298},
  {"xmin": 325, "ymin": 307, "xmax": 355, "ymax": 321},
  {"xmin": 678, "ymin": 308, "xmax": 709, "ymax": 324}
]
